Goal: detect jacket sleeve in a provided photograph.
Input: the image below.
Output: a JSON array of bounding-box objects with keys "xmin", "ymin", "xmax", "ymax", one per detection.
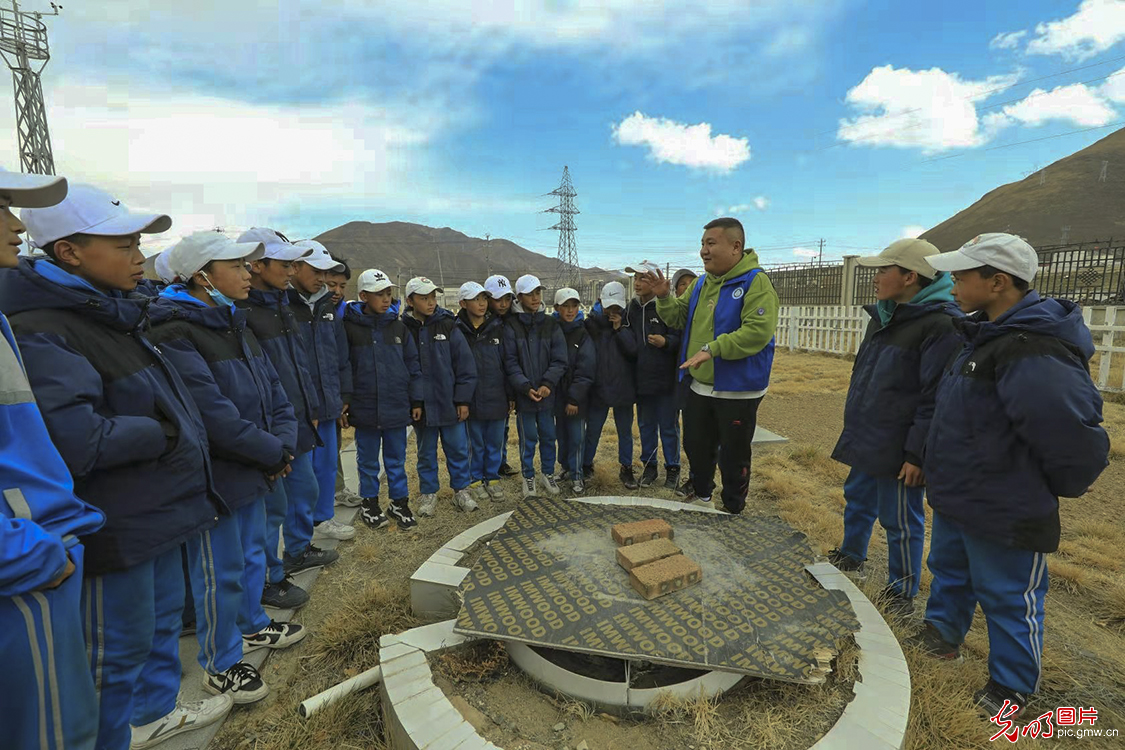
[
  {"xmin": 404, "ymin": 332, "xmax": 425, "ymax": 404},
  {"xmin": 654, "ymin": 281, "xmax": 693, "ymax": 329},
  {"xmin": 663, "ymin": 326, "xmax": 682, "ymax": 357},
  {"xmin": 614, "ymin": 324, "xmax": 639, "ymax": 361},
  {"xmin": 995, "ymin": 352, "xmax": 1110, "ymax": 498},
  {"xmin": 541, "ymin": 325, "xmax": 569, "ymax": 388},
  {"xmin": 569, "ymin": 336, "xmax": 596, "ymax": 407},
  {"xmin": 158, "ymin": 336, "xmax": 286, "ymax": 470},
  {"xmin": 450, "ymin": 327, "xmax": 478, "ymax": 407},
  {"xmin": 711, "ymin": 273, "xmax": 779, "ymax": 360},
  {"xmin": 336, "ymin": 321, "xmax": 352, "ymax": 405},
  {"xmin": 903, "ymin": 325, "xmax": 962, "ymax": 465},
  {"xmin": 503, "ymin": 325, "xmax": 533, "ymax": 395},
  {"xmin": 291, "ymin": 331, "xmax": 321, "ymax": 420},
  {"xmin": 14, "ymin": 331, "xmax": 169, "ymax": 476},
  {"xmin": 263, "ymin": 354, "xmax": 298, "ymax": 456}
]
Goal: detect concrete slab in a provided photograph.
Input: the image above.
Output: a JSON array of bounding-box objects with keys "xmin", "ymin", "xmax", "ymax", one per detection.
[{"xmin": 753, "ymin": 425, "xmax": 789, "ymax": 445}]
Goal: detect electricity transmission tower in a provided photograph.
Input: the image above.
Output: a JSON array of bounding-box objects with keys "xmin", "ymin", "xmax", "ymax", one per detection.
[
  {"xmin": 0, "ymin": 1, "xmax": 61, "ymax": 175},
  {"xmin": 543, "ymin": 166, "xmax": 579, "ymax": 290}
]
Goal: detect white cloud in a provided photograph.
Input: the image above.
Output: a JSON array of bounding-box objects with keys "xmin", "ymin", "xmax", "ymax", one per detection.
[
  {"xmin": 725, "ymin": 197, "xmax": 770, "ymax": 213},
  {"xmin": 902, "ymin": 225, "xmax": 926, "ymax": 239},
  {"xmin": 1100, "ymin": 64, "xmax": 1125, "ymax": 101},
  {"xmin": 1025, "ymin": 0, "xmax": 1125, "ymax": 60},
  {"xmin": 793, "ymin": 247, "xmax": 819, "ymax": 258},
  {"xmin": 612, "ymin": 112, "xmax": 751, "ymax": 172},
  {"xmin": 993, "ymin": 83, "xmax": 1118, "ymax": 128},
  {"xmin": 990, "ymin": 30, "xmax": 1028, "ymax": 50},
  {"xmin": 837, "ymin": 65, "xmax": 1021, "ymax": 153},
  {"xmin": 753, "ymin": 196, "xmax": 770, "ymax": 210}
]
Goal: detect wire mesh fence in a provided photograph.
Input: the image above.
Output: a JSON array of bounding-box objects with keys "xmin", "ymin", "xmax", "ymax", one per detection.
[{"xmin": 762, "ymin": 262, "xmax": 844, "ymax": 306}]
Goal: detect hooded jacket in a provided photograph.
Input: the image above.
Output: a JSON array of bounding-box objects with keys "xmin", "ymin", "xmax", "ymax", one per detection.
[
  {"xmin": 585, "ymin": 309, "xmax": 638, "ymax": 409},
  {"xmin": 148, "ymin": 287, "xmax": 298, "ymax": 510},
  {"xmin": 0, "ymin": 258, "xmax": 224, "ymax": 575},
  {"xmin": 342, "ymin": 302, "xmax": 423, "ymax": 430},
  {"xmin": 553, "ymin": 310, "xmax": 596, "ymax": 416},
  {"xmin": 625, "ymin": 297, "xmax": 681, "ymax": 397},
  {"xmin": 924, "ymin": 292, "xmax": 1110, "ymax": 552},
  {"xmin": 503, "ymin": 301, "xmax": 568, "ymax": 413},
  {"xmin": 288, "ymin": 287, "xmax": 350, "ymax": 423},
  {"xmin": 402, "ymin": 307, "xmax": 478, "ymax": 428},
  {"xmin": 832, "ymin": 274, "xmax": 963, "ymax": 476},
  {"xmin": 237, "ymin": 288, "xmax": 320, "ymax": 453},
  {"xmin": 456, "ymin": 310, "xmax": 510, "ymax": 421}
]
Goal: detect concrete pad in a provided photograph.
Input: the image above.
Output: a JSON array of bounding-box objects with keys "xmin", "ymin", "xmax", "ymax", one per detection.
[{"xmin": 753, "ymin": 425, "xmax": 789, "ymax": 445}]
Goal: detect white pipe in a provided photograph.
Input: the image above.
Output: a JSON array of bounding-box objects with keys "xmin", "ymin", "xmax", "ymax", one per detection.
[{"xmin": 298, "ymin": 665, "xmax": 383, "ymax": 720}]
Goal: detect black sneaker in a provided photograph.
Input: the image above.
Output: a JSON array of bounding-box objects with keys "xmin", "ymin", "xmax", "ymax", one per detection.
[
  {"xmin": 905, "ymin": 622, "xmax": 964, "ymax": 662},
  {"xmin": 203, "ymin": 661, "xmax": 269, "ymax": 705},
  {"xmin": 361, "ymin": 498, "xmax": 389, "ymax": 529},
  {"xmin": 880, "ymin": 587, "xmax": 915, "ymax": 619},
  {"xmin": 261, "ymin": 576, "xmax": 310, "ymax": 610},
  {"xmin": 620, "ymin": 465, "xmax": 639, "ymax": 490},
  {"xmin": 974, "ymin": 680, "xmax": 1028, "ymax": 720},
  {"xmin": 582, "ymin": 465, "xmax": 594, "ymax": 481},
  {"xmin": 557, "ymin": 469, "xmax": 571, "ymax": 482},
  {"xmin": 827, "ymin": 548, "xmax": 867, "ymax": 579},
  {"xmin": 663, "ymin": 466, "xmax": 681, "ymax": 491},
  {"xmin": 499, "ymin": 462, "xmax": 518, "ymax": 477},
  {"xmin": 283, "ymin": 544, "xmax": 339, "ymax": 575},
  {"xmin": 674, "ymin": 478, "xmax": 693, "ymax": 498},
  {"xmin": 388, "ymin": 499, "xmax": 418, "ymax": 529},
  {"xmin": 639, "ymin": 463, "xmax": 658, "ymax": 488},
  {"xmin": 243, "ymin": 620, "xmax": 307, "ymax": 653}
]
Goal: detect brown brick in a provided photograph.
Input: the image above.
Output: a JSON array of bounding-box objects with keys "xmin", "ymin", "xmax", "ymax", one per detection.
[
  {"xmin": 629, "ymin": 554, "xmax": 703, "ymax": 600},
  {"xmin": 615, "ymin": 538, "xmax": 682, "ymax": 571},
  {"xmin": 611, "ymin": 518, "xmax": 674, "ymax": 546}
]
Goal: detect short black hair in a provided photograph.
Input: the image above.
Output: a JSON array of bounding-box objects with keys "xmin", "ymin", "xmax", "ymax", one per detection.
[
  {"xmin": 329, "ymin": 255, "xmax": 351, "ymax": 280},
  {"xmin": 975, "ymin": 264, "xmax": 1030, "ymax": 292},
  {"xmin": 39, "ymin": 233, "xmax": 94, "ymax": 261},
  {"xmin": 703, "ymin": 217, "xmax": 745, "ymax": 249},
  {"xmin": 892, "ymin": 265, "xmax": 935, "ymax": 288}
]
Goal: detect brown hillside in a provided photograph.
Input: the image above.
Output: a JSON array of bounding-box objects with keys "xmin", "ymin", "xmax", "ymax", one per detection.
[{"xmin": 921, "ymin": 127, "xmax": 1125, "ymax": 251}]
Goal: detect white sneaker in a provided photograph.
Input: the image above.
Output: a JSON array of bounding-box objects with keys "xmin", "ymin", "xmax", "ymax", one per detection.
[
  {"xmin": 454, "ymin": 488, "xmax": 479, "ymax": 512},
  {"xmin": 313, "ymin": 518, "xmax": 356, "ymax": 541},
  {"xmin": 417, "ymin": 493, "xmax": 438, "ymax": 516},
  {"xmin": 540, "ymin": 474, "xmax": 561, "ymax": 496},
  {"xmin": 334, "ymin": 488, "xmax": 363, "ymax": 507},
  {"xmin": 484, "ymin": 481, "xmax": 504, "ymax": 500},
  {"xmin": 470, "ymin": 482, "xmax": 489, "ymax": 502},
  {"xmin": 130, "ymin": 695, "xmax": 234, "ymax": 749},
  {"xmin": 572, "ymin": 478, "xmax": 585, "ymax": 494},
  {"xmin": 203, "ymin": 661, "xmax": 269, "ymax": 705},
  {"xmin": 522, "ymin": 476, "xmax": 536, "ymax": 498}
]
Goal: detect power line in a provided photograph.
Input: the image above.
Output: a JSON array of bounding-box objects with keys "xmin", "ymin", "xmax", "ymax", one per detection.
[{"xmin": 921, "ymin": 121, "xmax": 1125, "ymax": 164}]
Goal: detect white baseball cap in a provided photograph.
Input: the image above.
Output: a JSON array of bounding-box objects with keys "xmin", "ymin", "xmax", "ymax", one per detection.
[
  {"xmin": 0, "ymin": 167, "xmax": 67, "ymax": 208},
  {"xmin": 484, "ymin": 274, "xmax": 514, "ymax": 299},
  {"xmin": 856, "ymin": 238, "xmax": 941, "ymax": 279},
  {"xmin": 459, "ymin": 281, "xmax": 487, "ymax": 301},
  {"xmin": 600, "ymin": 281, "xmax": 627, "ymax": 309},
  {"xmin": 237, "ymin": 227, "xmax": 311, "ymax": 262},
  {"xmin": 515, "ymin": 274, "xmax": 543, "ymax": 295},
  {"xmin": 405, "ymin": 276, "xmax": 442, "ymax": 297},
  {"xmin": 358, "ymin": 268, "xmax": 396, "ymax": 294},
  {"xmin": 671, "ymin": 268, "xmax": 697, "ymax": 289},
  {"xmin": 554, "ymin": 287, "xmax": 580, "ymax": 305},
  {"xmin": 21, "ymin": 183, "xmax": 172, "ymax": 248},
  {"xmin": 293, "ymin": 239, "xmax": 344, "ymax": 272},
  {"xmin": 625, "ymin": 260, "xmax": 661, "ymax": 275},
  {"xmin": 928, "ymin": 233, "xmax": 1039, "ymax": 283},
  {"xmin": 153, "ymin": 250, "xmax": 177, "ymax": 284},
  {"xmin": 167, "ymin": 231, "xmax": 265, "ymax": 279}
]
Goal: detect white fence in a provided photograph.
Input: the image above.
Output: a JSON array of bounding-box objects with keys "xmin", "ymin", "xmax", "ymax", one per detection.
[{"xmin": 778, "ymin": 305, "xmax": 1125, "ymax": 392}]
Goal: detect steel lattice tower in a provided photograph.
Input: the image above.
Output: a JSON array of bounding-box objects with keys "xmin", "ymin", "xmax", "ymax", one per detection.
[
  {"xmin": 544, "ymin": 166, "xmax": 580, "ymax": 290},
  {"xmin": 0, "ymin": 1, "xmax": 60, "ymax": 175}
]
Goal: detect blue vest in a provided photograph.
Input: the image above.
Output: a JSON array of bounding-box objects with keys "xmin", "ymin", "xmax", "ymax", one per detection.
[{"xmin": 678, "ymin": 267, "xmax": 775, "ymax": 391}]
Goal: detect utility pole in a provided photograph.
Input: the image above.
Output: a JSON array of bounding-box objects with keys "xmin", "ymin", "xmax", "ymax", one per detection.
[
  {"xmin": 484, "ymin": 233, "xmax": 492, "ymax": 275},
  {"xmin": 1100, "ymin": 160, "xmax": 1109, "ymax": 183},
  {"xmin": 818, "ymin": 238, "xmax": 825, "ymax": 265},
  {"xmin": 542, "ymin": 166, "xmax": 580, "ymax": 291},
  {"xmin": 1, "ymin": 1, "xmax": 62, "ymax": 174},
  {"xmin": 1061, "ymin": 226, "xmax": 1071, "ymax": 245}
]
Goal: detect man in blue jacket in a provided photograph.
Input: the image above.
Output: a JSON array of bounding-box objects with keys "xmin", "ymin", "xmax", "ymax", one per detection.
[
  {"xmin": 324, "ymin": 256, "xmax": 362, "ymax": 507},
  {"xmin": 289, "ymin": 240, "xmax": 355, "ymax": 543},
  {"xmin": 911, "ymin": 233, "xmax": 1109, "ymax": 718},
  {"xmin": 828, "ymin": 239, "xmax": 962, "ymax": 617},
  {"xmin": 583, "ymin": 282, "xmax": 639, "ymax": 489},
  {"xmin": 485, "ymin": 274, "xmax": 520, "ymax": 477},
  {"xmin": 553, "ymin": 288, "xmax": 596, "ymax": 494},
  {"xmin": 6, "ymin": 184, "xmax": 233, "ymax": 749},
  {"xmin": 457, "ymin": 281, "xmax": 510, "ymax": 501},
  {"xmin": 0, "ymin": 171, "xmax": 106, "ymax": 750}
]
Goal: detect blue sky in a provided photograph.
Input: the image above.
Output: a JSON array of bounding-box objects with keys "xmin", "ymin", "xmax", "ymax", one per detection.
[{"xmin": 4, "ymin": 0, "xmax": 1125, "ymax": 275}]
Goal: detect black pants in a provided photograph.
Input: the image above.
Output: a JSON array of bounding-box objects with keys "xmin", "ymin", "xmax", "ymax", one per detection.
[{"xmin": 683, "ymin": 389, "xmax": 762, "ymax": 514}]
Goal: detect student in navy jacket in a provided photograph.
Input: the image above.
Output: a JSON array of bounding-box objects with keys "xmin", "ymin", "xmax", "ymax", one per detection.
[
  {"xmin": 402, "ymin": 277, "xmax": 479, "ymax": 516},
  {"xmin": 149, "ymin": 232, "xmax": 307, "ymax": 706},
  {"xmin": 4, "ymin": 185, "xmax": 233, "ymax": 750},
  {"xmin": 324, "ymin": 256, "xmax": 361, "ymax": 506},
  {"xmin": 552, "ymin": 288, "xmax": 596, "ymax": 493},
  {"xmin": 583, "ymin": 283, "xmax": 639, "ymax": 489},
  {"xmin": 236, "ymin": 228, "xmax": 337, "ymax": 608},
  {"xmin": 457, "ymin": 282, "xmax": 510, "ymax": 501},
  {"xmin": 910, "ymin": 234, "xmax": 1109, "ymax": 718},
  {"xmin": 625, "ymin": 261, "xmax": 683, "ymax": 490},
  {"xmin": 828, "ymin": 240, "xmax": 962, "ymax": 617},
  {"xmin": 342, "ymin": 269, "xmax": 424, "ymax": 530},
  {"xmin": 485, "ymin": 274, "xmax": 519, "ymax": 477},
  {"xmin": 0, "ymin": 172, "xmax": 106, "ymax": 750},
  {"xmin": 504, "ymin": 274, "xmax": 569, "ymax": 498},
  {"xmin": 288, "ymin": 240, "xmax": 355, "ymax": 544}
]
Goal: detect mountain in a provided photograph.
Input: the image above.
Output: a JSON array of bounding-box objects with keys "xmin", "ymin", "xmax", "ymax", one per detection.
[{"xmin": 921, "ymin": 128, "xmax": 1125, "ymax": 252}]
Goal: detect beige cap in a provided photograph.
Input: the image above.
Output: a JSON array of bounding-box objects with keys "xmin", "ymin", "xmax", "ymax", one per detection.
[{"xmin": 856, "ymin": 238, "xmax": 941, "ymax": 279}]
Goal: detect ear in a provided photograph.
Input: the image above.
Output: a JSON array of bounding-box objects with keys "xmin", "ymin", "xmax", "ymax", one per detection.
[
  {"xmin": 249, "ymin": 259, "xmax": 265, "ymax": 274},
  {"xmin": 51, "ymin": 238, "xmax": 84, "ymax": 268}
]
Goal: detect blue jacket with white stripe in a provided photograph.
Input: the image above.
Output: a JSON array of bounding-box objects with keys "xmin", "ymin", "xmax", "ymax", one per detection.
[
  {"xmin": 403, "ymin": 307, "xmax": 478, "ymax": 427},
  {"xmin": 342, "ymin": 302, "xmax": 424, "ymax": 430},
  {"xmin": 456, "ymin": 310, "xmax": 511, "ymax": 421}
]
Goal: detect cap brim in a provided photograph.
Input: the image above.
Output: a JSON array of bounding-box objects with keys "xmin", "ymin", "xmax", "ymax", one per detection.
[
  {"xmin": 264, "ymin": 244, "xmax": 313, "ymax": 261},
  {"xmin": 84, "ymin": 210, "xmax": 172, "ymax": 237},
  {"xmin": 0, "ymin": 173, "xmax": 67, "ymax": 208},
  {"xmin": 361, "ymin": 282, "xmax": 396, "ymax": 293},
  {"xmin": 303, "ymin": 256, "xmax": 345, "ymax": 272},
  {"xmin": 409, "ymin": 285, "xmax": 441, "ymax": 296},
  {"xmin": 927, "ymin": 250, "xmax": 981, "ymax": 273},
  {"xmin": 487, "ymin": 289, "xmax": 514, "ymax": 299},
  {"xmin": 556, "ymin": 295, "xmax": 580, "ymax": 304},
  {"xmin": 216, "ymin": 240, "xmax": 265, "ymax": 263},
  {"xmin": 854, "ymin": 254, "xmax": 896, "ymax": 268}
]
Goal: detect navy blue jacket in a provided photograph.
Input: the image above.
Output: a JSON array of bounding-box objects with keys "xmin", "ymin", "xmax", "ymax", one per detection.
[
  {"xmin": 924, "ymin": 292, "xmax": 1110, "ymax": 553},
  {"xmin": 503, "ymin": 303, "xmax": 568, "ymax": 413},
  {"xmin": 456, "ymin": 310, "xmax": 510, "ymax": 421},
  {"xmin": 0, "ymin": 258, "xmax": 225, "ymax": 576},
  {"xmin": 342, "ymin": 302, "xmax": 424, "ymax": 430},
  {"xmin": 288, "ymin": 288, "xmax": 350, "ymax": 423},
  {"xmin": 625, "ymin": 297, "xmax": 681, "ymax": 397},
  {"xmin": 134, "ymin": 278, "xmax": 165, "ymax": 298},
  {"xmin": 585, "ymin": 310, "xmax": 638, "ymax": 409},
  {"xmin": 403, "ymin": 307, "xmax": 478, "ymax": 428},
  {"xmin": 149, "ymin": 288, "xmax": 299, "ymax": 511},
  {"xmin": 237, "ymin": 289, "xmax": 320, "ymax": 454},
  {"xmin": 553, "ymin": 311, "xmax": 596, "ymax": 416},
  {"xmin": 832, "ymin": 293, "xmax": 962, "ymax": 477}
]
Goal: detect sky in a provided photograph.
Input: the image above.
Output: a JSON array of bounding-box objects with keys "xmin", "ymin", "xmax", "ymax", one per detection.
[{"xmin": 4, "ymin": 0, "xmax": 1125, "ymax": 275}]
